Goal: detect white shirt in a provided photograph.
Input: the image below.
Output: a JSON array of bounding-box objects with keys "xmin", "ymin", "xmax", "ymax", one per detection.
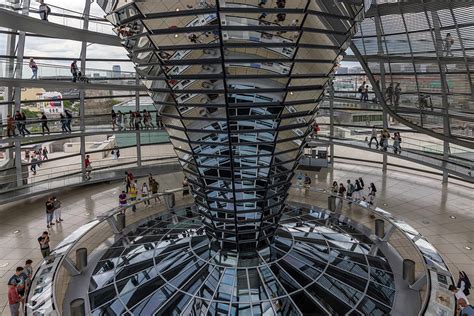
[{"xmin": 455, "ymin": 289, "xmax": 469, "ymax": 304}]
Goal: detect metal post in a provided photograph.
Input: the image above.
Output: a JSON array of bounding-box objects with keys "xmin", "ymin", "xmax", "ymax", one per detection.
[
  {"xmin": 328, "ymin": 196, "xmax": 336, "ymax": 212},
  {"xmin": 164, "ymin": 193, "xmax": 176, "ymax": 210},
  {"xmin": 70, "ymin": 298, "xmax": 86, "ymax": 316},
  {"xmin": 135, "ymin": 73, "xmax": 142, "ymax": 167},
  {"xmin": 329, "ymin": 81, "xmax": 335, "ymax": 167},
  {"xmin": 117, "ymin": 213, "xmax": 126, "ymax": 231},
  {"xmin": 76, "ymin": 248, "xmax": 88, "ymax": 272},
  {"xmin": 80, "ymin": 0, "xmax": 92, "ymax": 179},
  {"xmin": 374, "ymin": 8, "xmax": 388, "ymax": 172},
  {"xmin": 375, "ymin": 219, "xmax": 384, "ymax": 238},
  {"xmin": 403, "ymin": 259, "xmax": 416, "ymax": 284}
]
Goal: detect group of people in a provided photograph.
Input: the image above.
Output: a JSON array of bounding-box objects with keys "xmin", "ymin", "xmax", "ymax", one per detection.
[
  {"xmin": 449, "ymin": 271, "xmax": 473, "ymax": 315},
  {"xmin": 331, "ymin": 177, "xmax": 377, "ymax": 206},
  {"xmin": 7, "ymin": 260, "xmax": 34, "ymax": 316},
  {"xmin": 25, "ymin": 147, "xmax": 48, "ymax": 175},
  {"xmin": 8, "ymin": 111, "xmax": 31, "ymax": 137},
  {"xmin": 5, "ymin": 110, "xmax": 73, "ymax": 138},
  {"xmin": 120, "ymin": 172, "xmax": 161, "ymax": 212},
  {"xmin": 111, "ymin": 109, "xmax": 163, "ymax": 131},
  {"xmin": 45, "ymin": 196, "xmax": 63, "ymax": 228},
  {"xmin": 358, "ymin": 81, "xmax": 402, "ymax": 106},
  {"xmin": 368, "ymin": 127, "xmax": 402, "ymax": 154}
]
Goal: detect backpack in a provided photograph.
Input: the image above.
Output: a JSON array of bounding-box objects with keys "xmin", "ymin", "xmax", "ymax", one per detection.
[
  {"xmin": 358, "ymin": 87, "xmax": 362, "ymax": 93},
  {"xmin": 46, "ymin": 5, "xmax": 51, "ymax": 14},
  {"xmin": 347, "ymin": 183, "xmax": 354, "ymax": 194}
]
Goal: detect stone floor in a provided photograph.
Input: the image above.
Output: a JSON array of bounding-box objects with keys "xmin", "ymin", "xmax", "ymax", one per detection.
[{"xmin": 0, "ymin": 161, "xmax": 473, "ymax": 315}]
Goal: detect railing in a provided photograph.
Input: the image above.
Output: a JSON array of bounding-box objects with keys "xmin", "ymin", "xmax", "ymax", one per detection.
[
  {"xmin": 287, "ymin": 187, "xmax": 456, "ymax": 316},
  {"xmin": 26, "ymin": 185, "xmax": 455, "ymax": 315},
  {"xmin": 0, "ymin": 58, "xmax": 135, "ymax": 81},
  {"xmin": 26, "ymin": 187, "xmax": 192, "ymax": 315}
]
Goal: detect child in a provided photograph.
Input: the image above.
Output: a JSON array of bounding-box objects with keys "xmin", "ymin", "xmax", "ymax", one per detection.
[{"xmin": 119, "ymin": 191, "xmax": 127, "ymax": 208}]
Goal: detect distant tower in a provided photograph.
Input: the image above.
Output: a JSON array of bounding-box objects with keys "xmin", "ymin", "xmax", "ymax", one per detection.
[{"xmin": 112, "ymin": 65, "xmax": 121, "ymax": 78}]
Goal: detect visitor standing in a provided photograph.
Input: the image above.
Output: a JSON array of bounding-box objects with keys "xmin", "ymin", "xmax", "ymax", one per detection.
[
  {"xmin": 38, "ymin": 0, "xmax": 50, "ymax": 21},
  {"xmin": 129, "ymin": 184, "xmax": 137, "ymax": 212},
  {"xmin": 40, "ymin": 112, "xmax": 50, "ymax": 135},
  {"xmin": 124, "ymin": 171, "xmax": 134, "ymax": 193},
  {"xmin": 445, "ymin": 33, "xmax": 454, "ymax": 57},
  {"xmin": 84, "ymin": 155, "xmax": 92, "ymax": 180},
  {"xmin": 183, "ymin": 176, "xmax": 190, "ymax": 196},
  {"xmin": 7, "ymin": 282, "xmax": 21, "ymax": 316},
  {"xmin": 46, "ymin": 197, "xmax": 55, "ymax": 228},
  {"xmin": 29, "ymin": 58, "xmax": 38, "ymax": 79},
  {"xmin": 368, "ymin": 183, "xmax": 377, "ymax": 205},
  {"xmin": 111, "ymin": 109, "xmax": 117, "ymax": 131},
  {"xmin": 394, "ymin": 83, "xmax": 402, "ymax": 107},
  {"xmin": 331, "ymin": 181, "xmax": 338, "ymax": 195},
  {"xmin": 141, "ymin": 183, "xmax": 150, "ymax": 206},
  {"xmin": 156, "ymin": 111, "xmax": 163, "ymax": 129},
  {"xmin": 358, "ymin": 81, "xmax": 366, "ymax": 101},
  {"xmin": 392, "ymin": 132, "xmax": 402, "ymax": 154},
  {"xmin": 354, "ymin": 179, "xmax": 362, "ymax": 201},
  {"xmin": 37, "ymin": 231, "xmax": 50, "ymax": 258},
  {"xmin": 14, "ymin": 111, "xmax": 23, "ymax": 136},
  {"xmin": 117, "ymin": 110, "xmax": 124, "ymax": 130},
  {"xmin": 359, "ymin": 177, "xmax": 365, "ymax": 190},
  {"xmin": 449, "ymin": 285, "xmax": 469, "ymax": 304},
  {"xmin": 53, "ymin": 196, "xmax": 63, "ymax": 223},
  {"xmin": 7, "ymin": 115, "xmax": 16, "ymax": 137},
  {"xmin": 70, "ymin": 60, "xmax": 79, "ymax": 82},
  {"xmin": 457, "ymin": 298, "xmax": 474, "ymax": 316},
  {"xmin": 119, "ymin": 190, "xmax": 127, "ymax": 208},
  {"xmin": 458, "ymin": 271, "xmax": 472, "ymax": 296},
  {"xmin": 346, "ymin": 180, "xmax": 354, "ymax": 202}
]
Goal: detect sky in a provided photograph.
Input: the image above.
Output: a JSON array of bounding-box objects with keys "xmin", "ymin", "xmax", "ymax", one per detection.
[{"xmin": 0, "ymin": 1, "xmax": 135, "ymax": 73}]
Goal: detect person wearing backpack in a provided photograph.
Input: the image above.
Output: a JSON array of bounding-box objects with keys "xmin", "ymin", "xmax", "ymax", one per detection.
[
  {"xmin": 458, "ymin": 271, "xmax": 472, "ymax": 297},
  {"xmin": 39, "ymin": 0, "xmax": 50, "ymax": 21}
]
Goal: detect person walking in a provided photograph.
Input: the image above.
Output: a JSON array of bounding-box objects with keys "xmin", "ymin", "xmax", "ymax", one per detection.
[
  {"xmin": 119, "ymin": 190, "xmax": 127, "ymax": 208},
  {"xmin": 37, "ymin": 231, "xmax": 50, "ymax": 258},
  {"xmin": 14, "ymin": 111, "xmax": 23, "ymax": 137},
  {"xmin": 156, "ymin": 111, "xmax": 163, "ymax": 129},
  {"xmin": 368, "ymin": 183, "xmax": 377, "ymax": 205},
  {"xmin": 111, "ymin": 109, "xmax": 117, "ymax": 131},
  {"xmin": 151, "ymin": 179, "xmax": 161, "ymax": 203},
  {"xmin": 141, "ymin": 183, "xmax": 150, "ymax": 207},
  {"xmin": 84, "ymin": 154, "xmax": 92, "ymax": 180},
  {"xmin": 7, "ymin": 115, "xmax": 16, "ymax": 137},
  {"xmin": 368, "ymin": 127, "xmax": 378, "ymax": 149},
  {"xmin": 60, "ymin": 113, "xmax": 68, "ymax": 133},
  {"xmin": 53, "ymin": 196, "xmax": 63, "ymax": 223},
  {"xmin": 29, "ymin": 58, "xmax": 38, "ymax": 79},
  {"xmin": 30, "ymin": 154, "xmax": 38, "ymax": 175},
  {"xmin": 71, "ymin": 60, "xmax": 79, "ymax": 82},
  {"xmin": 394, "ymin": 83, "xmax": 402, "ymax": 107},
  {"xmin": 21, "ymin": 112, "xmax": 31, "ymax": 136},
  {"xmin": 8, "ymin": 282, "xmax": 21, "ymax": 316},
  {"xmin": 40, "ymin": 112, "xmax": 50, "ymax": 135},
  {"xmin": 46, "ymin": 197, "xmax": 55, "ymax": 228},
  {"xmin": 445, "ymin": 33, "xmax": 454, "ymax": 57},
  {"xmin": 64, "ymin": 109, "xmax": 73, "ymax": 132},
  {"xmin": 38, "ymin": 0, "xmax": 50, "ymax": 21},
  {"xmin": 42, "ymin": 147, "xmax": 49, "ymax": 160}
]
